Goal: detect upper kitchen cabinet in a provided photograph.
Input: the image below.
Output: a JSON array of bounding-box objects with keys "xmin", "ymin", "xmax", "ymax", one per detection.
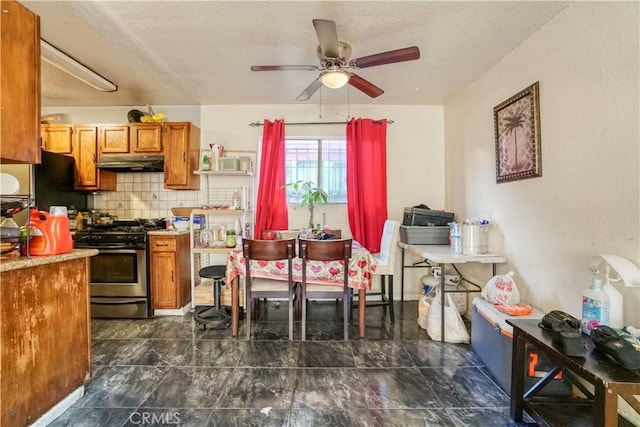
[
  {"xmin": 73, "ymin": 125, "xmax": 116, "ymax": 191},
  {"xmin": 41, "ymin": 124, "xmax": 73, "ymax": 155},
  {"xmin": 130, "ymin": 123, "xmax": 163, "ymax": 154},
  {"xmin": 163, "ymin": 122, "xmax": 200, "ymax": 190},
  {"xmin": 98, "ymin": 125, "xmax": 129, "ymax": 154},
  {"xmin": 0, "ymin": 0, "xmax": 41, "ymax": 164}
]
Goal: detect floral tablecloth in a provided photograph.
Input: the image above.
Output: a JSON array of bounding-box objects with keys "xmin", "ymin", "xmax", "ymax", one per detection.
[{"xmin": 225, "ymin": 241, "xmax": 377, "ymax": 290}]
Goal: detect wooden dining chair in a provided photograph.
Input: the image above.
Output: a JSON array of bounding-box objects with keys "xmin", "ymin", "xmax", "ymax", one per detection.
[
  {"xmin": 298, "ymin": 238, "xmax": 353, "ymax": 341},
  {"xmin": 242, "ymin": 238, "xmax": 296, "ymax": 340}
]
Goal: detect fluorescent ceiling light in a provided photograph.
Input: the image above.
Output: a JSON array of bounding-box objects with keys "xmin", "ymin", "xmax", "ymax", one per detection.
[
  {"xmin": 40, "ymin": 39, "xmax": 117, "ymax": 92},
  {"xmin": 320, "ymin": 69, "xmax": 350, "ymax": 89}
]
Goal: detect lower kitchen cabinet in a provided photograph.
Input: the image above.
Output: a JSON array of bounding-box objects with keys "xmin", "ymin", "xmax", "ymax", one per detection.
[{"xmin": 149, "ymin": 233, "xmax": 191, "ymax": 309}]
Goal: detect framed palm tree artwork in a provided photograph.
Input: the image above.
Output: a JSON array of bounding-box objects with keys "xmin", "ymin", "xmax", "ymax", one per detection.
[{"xmin": 493, "ymin": 81, "xmax": 541, "ymax": 183}]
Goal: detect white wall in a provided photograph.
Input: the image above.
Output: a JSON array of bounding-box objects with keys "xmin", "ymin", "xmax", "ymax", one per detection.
[{"xmin": 444, "ymin": 2, "xmax": 639, "ymax": 326}]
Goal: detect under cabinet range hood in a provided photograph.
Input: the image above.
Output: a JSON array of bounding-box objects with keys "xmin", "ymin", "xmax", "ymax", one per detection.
[{"xmin": 96, "ymin": 155, "xmax": 164, "ymax": 172}]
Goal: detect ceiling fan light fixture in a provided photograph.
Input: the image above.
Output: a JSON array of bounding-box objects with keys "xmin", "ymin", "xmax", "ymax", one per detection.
[{"xmin": 320, "ymin": 69, "xmax": 350, "ymax": 89}]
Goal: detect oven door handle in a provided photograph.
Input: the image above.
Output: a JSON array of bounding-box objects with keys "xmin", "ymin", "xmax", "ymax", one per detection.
[
  {"xmin": 91, "ymin": 297, "xmax": 147, "ymax": 304},
  {"xmin": 89, "ymin": 248, "xmax": 144, "ymax": 253}
]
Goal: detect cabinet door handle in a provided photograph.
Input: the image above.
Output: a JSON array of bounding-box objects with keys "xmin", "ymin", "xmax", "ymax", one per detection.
[
  {"xmin": 155, "ymin": 243, "xmax": 169, "ymax": 247},
  {"xmin": 183, "ymin": 152, "xmax": 186, "ymax": 162},
  {"xmin": 171, "ymin": 270, "xmax": 174, "ymax": 282}
]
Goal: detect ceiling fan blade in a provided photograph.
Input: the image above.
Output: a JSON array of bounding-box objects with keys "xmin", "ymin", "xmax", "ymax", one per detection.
[
  {"xmin": 312, "ymin": 19, "xmax": 340, "ymax": 58},
  {"xmin": 251, "ymin": 65, "xmax": 319, "ymax": 71},
  {"xmin": 351, "ymin": 46, "xmax": 420, "ymax": 69},
  {"xmin": 296, "ymin": 77, "xmax": 323, "ymax": 101},
  {"xmin": 348, "ymin": 74, "xmax": 384, "ymax": 98}
]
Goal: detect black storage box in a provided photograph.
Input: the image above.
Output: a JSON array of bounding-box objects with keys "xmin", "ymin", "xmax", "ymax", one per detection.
[
  {"xmin": 471, "ymin": 297, "xmax": 572, "ymax": 397},
  {"xmin": 403, "ymin": 207, "xmax": 454, "ymax": 226},
  {"xmin": 399, "ymin": 225, "xmax": 449, "ymax": 245}
]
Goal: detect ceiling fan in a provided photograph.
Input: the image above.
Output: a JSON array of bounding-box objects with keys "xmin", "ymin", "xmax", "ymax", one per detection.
[{"xmin": 250, "ymin": 19, "xmax": 420, "ymax": 101}]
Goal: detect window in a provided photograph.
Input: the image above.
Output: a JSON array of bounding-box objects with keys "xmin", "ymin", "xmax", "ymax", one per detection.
[{"xmin": 284, "ymin": 138, "xmax": 347, "ymax": 203}]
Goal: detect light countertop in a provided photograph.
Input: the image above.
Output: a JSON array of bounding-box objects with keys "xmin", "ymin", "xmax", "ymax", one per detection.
[{"xmin": 0, "ymin": 249, "xmax": 99, "ymax": 273}]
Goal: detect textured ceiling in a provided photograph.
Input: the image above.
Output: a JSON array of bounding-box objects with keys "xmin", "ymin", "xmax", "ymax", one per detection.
[{"xmin": 23, "ymin": 1, "xmax": 570, "ymax": 107}]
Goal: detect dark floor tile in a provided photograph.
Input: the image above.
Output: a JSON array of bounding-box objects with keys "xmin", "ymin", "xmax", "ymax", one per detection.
[
  {"xmin": 78, "ymin": 365, "xmax": 168, "ymax": 408},
  {"xmin": 447, "ymin": 406, "xmax": 513, "ymax": 426},
  {"xmin": 402, "ymin": 340, "xmax": 478, "ymax": 368},
  {"xmin": 297, "ymin": 341, "xmax": 355, "ymax": 367},
  {"xmin": 289, "ymin": 409, "xmax": 374, "ymax": 427},
  {"xmin": 121, "ymin": 408, "xmax": 212, "ymax": 426},
  {"xmin": 140, "ymin": 367, "xmax": 232, "ymax": 409},
  {"xmin": 370, "ymin": 408, "xmax": 456, "ymax": 426},
  {"xmin": 361, "ymin": 320, "xmax": 429, "ymax": 341},
  {"xmin": 419, "ymin": 366, "xmax": 510, "ymax": 408},
  {"xmin": 352, "ymin": 341, "xmax": 415, "ymax": 367},
  {"xmin": 302, "ymin": 320, "xmax": 356, "ymax": 340},
  {"xmin": 292, "ymin": 368, "xmax": 368, "ymax": 410},
  {"xmin": 360, "ymin": 368, "xmax": 442, "ymax": 409},
  {"xmin": 47, "ymin": 407, "xmax": 133, "ymax": 427},
  {"xmin": 91, "ymin": 318, "xmax": 161, "ymax": 339},
  {"xmin": 234, "ymin": 340, "xmax": 299, "ymax": 367},
  {"xmin": 125, "ymin": 339, "xmax": 198, "ymax": 366},
  {"xmin": 216, "ymin": 368, "xmax": 296, "ymax": 409},
  {"xmin": 194, "ymin": 340, "xmax": 242, "ymax": 367},
  {"xmin": 91, "ymin": 338, "xmax": 147, "ymax": 366},
  {"xmin": 206, "ymin": 408, "xmax": 289, "ymax": 426},
  {"xmin": 250, "ymin": 320, "xmax": 292, "ymax": 340}
]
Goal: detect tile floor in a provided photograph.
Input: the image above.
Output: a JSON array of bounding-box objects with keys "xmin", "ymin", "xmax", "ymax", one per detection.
[{"xmin": 50, "ymin": 301, "xmax": 519, "ymax": 427}]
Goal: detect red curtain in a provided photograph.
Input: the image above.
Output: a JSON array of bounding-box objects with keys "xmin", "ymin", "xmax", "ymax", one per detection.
[
  {"xmin": 346, "ymin": 118, "xmax": 388, "ymax": 253},
  {"xmin": 254, "ymin": 119, "xmax": 288, "ymax": 238}
]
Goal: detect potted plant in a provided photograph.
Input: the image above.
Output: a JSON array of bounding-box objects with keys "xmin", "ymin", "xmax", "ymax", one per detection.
[
  {"xmin": 201, "ymin": 154, "xmax": 211, "ymax": 171},
  {"xmin": 282, "ymin": 180, "xmax": 328, "ymax": 229}
]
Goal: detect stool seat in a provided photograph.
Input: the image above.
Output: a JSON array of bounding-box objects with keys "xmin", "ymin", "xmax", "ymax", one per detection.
[
  {"xmin": 194, "ymin": 265, "xmax": 229, "ymax": 330},
  {"xmin": 199, "ymin": 265, "xmax": 226, "ymax": 279}
]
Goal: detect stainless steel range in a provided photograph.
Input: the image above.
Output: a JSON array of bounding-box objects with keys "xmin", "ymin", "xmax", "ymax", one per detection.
[{"xmin": 74, "ymin": 219, "xmax": 165, "ymax": 318}]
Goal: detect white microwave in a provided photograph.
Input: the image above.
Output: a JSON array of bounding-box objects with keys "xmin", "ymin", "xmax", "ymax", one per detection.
[{"xmin": 217, "ymin": 157, "xmax": 239, "ymax": 171}]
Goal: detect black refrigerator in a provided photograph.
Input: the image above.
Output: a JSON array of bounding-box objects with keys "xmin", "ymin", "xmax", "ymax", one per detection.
[{"xmin": 34, "ymin": 151, "xmax": 88, "ymax": 212}]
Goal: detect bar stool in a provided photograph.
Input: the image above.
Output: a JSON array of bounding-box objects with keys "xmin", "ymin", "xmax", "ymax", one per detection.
[{"xmin": 193, "ymin": 265, "xmax": 230, "ymax": 330}]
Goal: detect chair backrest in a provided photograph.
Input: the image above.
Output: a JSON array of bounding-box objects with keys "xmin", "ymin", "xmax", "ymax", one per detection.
[
  {"xmin": 298, "ymin": 238, "xmax": 352, "ymax": 262},
  {"xmin": 242, "ymin": 238, "xmax": 296, "ymax": 281},
  {"xmin": 377, "ymin": 220, "xmax": 400, "ymax": 270},
  {"xmin": 298, "ymin": 238, "xmax": 353, "ymax": 290}
]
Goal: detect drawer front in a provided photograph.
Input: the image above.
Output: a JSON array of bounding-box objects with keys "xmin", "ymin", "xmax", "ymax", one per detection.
[{"xmin": 150, "ymin": 237, "xmax": 176, "ymax": 252}]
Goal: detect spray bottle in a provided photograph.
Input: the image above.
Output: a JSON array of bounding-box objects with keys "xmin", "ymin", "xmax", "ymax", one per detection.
[{"xmin": 602, "ymin": 264, "xmax": 624, "ymax": 329}]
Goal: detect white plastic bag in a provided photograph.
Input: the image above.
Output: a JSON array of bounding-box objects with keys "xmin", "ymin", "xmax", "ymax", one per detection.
[
  {"xmin": 417, "ymin": 295, "xmax": 431, "ymax": 330},
  {"xmin": 427, "ymin": 292, "xmax": 470, "ymax": 343},
  {"xmin": 481, "ymin": 271, "xmax": 520, "ymax": 304}
]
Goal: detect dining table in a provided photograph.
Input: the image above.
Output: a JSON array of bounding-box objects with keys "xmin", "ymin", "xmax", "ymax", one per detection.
[{"xmin": 225, "ymin": 239, "xmax": 377, "ymax": 338}]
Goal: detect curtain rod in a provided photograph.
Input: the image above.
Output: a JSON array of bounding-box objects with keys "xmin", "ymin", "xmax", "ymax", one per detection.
[{"xmin": 248, "ymin": 119, "xmax": 394, "ymax": 127}]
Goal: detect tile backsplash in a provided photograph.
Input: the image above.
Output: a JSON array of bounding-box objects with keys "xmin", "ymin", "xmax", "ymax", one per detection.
[{"xmin": 90, "ymin": 172, "xmax": 204, "ymax": 219}]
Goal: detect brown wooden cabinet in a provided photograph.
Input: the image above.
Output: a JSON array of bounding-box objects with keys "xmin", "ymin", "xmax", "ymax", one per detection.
[
  {"xmin": 150, "ymin": 233, "xmax": 191, "ymax": 309},
  {"xmin": 41, "ymin": 124, "xmax": 73, "ymax": 154},
  {"xmin": 73, "ymin": 125, "xmax": 116, "ymax": 191},
  {"xmin": 0, "ymin": 0, "xmax": 41, "ymax": 164},
  {"xmin": 99, "ymin": 125, "xmax": 129, "ymax": 154},
  {"xmin": 163, "ymin": 122, "xmax": 201, "ymax": 190},
  {"xmin": 1, "ymin": 254, "xmax": 92, "ymax": 426},
  {"xmin": 130, "ymin": 123, "xmax": 163, "ymax": 154}
]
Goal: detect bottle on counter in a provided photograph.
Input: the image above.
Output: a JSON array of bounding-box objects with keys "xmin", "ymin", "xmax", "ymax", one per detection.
[
  {"xmin": 225, "ymin": 229, "xmax": 236, "ymax": 248},
  {"xmin": 75, "ymin": 211, "xmax": 83, "ymax": 231},
  {"xmin": 581, "ymin": 275, "xmax": 610, "ymax": 335}
]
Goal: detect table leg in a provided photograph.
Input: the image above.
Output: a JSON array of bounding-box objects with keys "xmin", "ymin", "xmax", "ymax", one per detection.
[
  {"xmin": 359, "ymin": 289, "xmax": 366, "ymax": 338},
  {"xmin": 439, "ymin": 262, "xmax": 446, "ymax": 343},
  {"xmin": 594, "ymin": 379, "xmax": 617, "ymax": 427},
  {"xmin": 231, "ymin": 278, "xmax": 238, "ymax": 337},
  {"xmin": 510, "ymin": 327, "xmax": 526, "ymax": 422},
  {"xmin": 400, "ymin": 247, "xmax": 405, "ymax": 302}
]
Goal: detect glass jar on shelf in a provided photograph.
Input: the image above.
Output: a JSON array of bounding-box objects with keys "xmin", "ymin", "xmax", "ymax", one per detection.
[{"xmin": 225, "ymin": 230, "xmax": 236, "ymax": 248}]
